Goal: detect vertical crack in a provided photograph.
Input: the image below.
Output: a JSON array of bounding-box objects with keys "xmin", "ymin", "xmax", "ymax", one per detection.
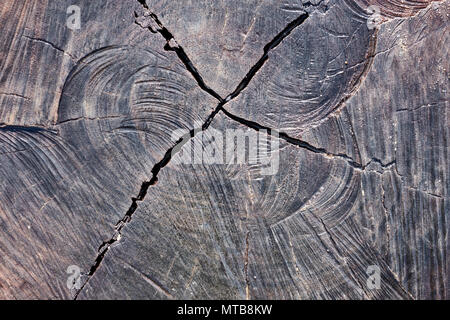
[
  {"xmin": 244, "ymin": 231, "xmax": 250, "ymax": 300},
  {"xmin": 380, "ymin": 176, "xmax": 391, "ymax": 261}
]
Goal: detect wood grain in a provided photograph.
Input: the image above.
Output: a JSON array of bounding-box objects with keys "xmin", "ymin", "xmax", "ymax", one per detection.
[{"xmin": 0, "ymin": 0, "xmax": 448, "ymax": 299}]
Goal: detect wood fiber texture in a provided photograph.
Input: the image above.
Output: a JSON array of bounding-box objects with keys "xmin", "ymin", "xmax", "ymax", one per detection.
[{"xmin": 0, "ymin": 0, "xmax": 448, "ymax": 299}]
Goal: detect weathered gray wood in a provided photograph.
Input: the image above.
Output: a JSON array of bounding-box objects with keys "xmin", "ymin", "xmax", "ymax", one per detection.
[
  {"xmin": 0, "ymin": 0, "xmax": 448, "ymax": 300},
  {"xmin": 78, "ymin": 114, "xmax": 411, "ymax": 300},
  {"xmin": 0, "ymin": 0, "xmax": 217, "ymax": 299}
]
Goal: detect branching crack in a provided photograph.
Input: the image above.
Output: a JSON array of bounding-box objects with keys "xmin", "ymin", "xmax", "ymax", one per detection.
[{"xmin": 75, "ymin": 1, "xmax": 312, "ymax": 299}]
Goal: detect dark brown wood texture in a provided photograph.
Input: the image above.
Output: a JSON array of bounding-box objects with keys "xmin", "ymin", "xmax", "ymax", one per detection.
[{"xmin": 0, "ymin": 0, "xmax": 448, "ymax": 299}]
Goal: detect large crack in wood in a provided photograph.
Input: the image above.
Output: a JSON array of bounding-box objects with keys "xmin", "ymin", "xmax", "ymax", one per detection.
[
  {"xmin": 135, "ymin": 0, "xmax": 224, "ymax": 102},
  {"xmin": 74, "ymin": 2, "xmax": 313, "ymax": 299},
  {"xmin": 220, "ymin": 106, "xmax": 364, "ymax": 169},
  {"xmin": 225, "ymin": 12, "xmax": 309, "ymax": 101},
  {"xmin": 219, "ymin": 106, "xmax": 410, "ymax": 178},
  {"xmin": 72, "ymin": 101, "xmax": 222, "ymax": 298}
]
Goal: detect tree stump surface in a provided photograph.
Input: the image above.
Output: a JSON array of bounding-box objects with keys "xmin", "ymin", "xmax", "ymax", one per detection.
[{"xmin": 0, "ymin": 0, "xmax": 448, "ymax": 299}]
